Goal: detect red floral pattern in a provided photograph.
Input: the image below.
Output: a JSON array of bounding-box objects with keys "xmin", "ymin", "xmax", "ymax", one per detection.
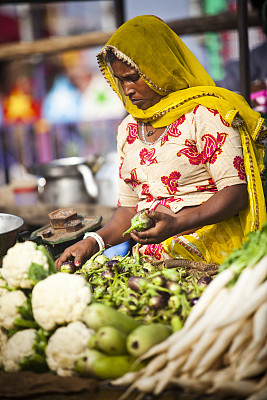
[
  {"xmin": 161, "ymin": 171, "xmax": 181, "ymax": 195},
  {"xmin": 124, "ymin": 168, "xmax": 141, "ymax": 188},
  {"xmin": 177, "ymin": 139, "xmax": 202, "ymax": 165},
  {"xmin": 119, "ymin": 156, "xmax": 124, "ymax": 179},
  {"xmin": 201, "ymin": 132, "xmax": 228, "ymax": 164},
  {"xmin": 233, "ymin": 156, "xmax": 245, "ymax": 180},
  {"xmin": 196, "ymin": 178, "xmax": 217, "ymax": 193},
  {"xmin": 144, "ymin": 243, "xmax": 164, "ymax": 260},
  {"xmin": 141, "ymin": 184, "xmax": 154, "ymax": 202},
  {"xmin": 161, "ymin": 116, "xmax": 184, "ymax": 145},
  {"xmin": 207, "ymin": 108, "xmax": 230, "ymax": 127},
  {"xmin": 126, "ymin": 123, "xmax": 138, "ymax": 144},
  {"xmin": 150, "ymin": 197, "xmax": 183, "ymax": 210},
  {"xmin": 140, "ymin": 148, "xmax": 158, "ymax": 165}
]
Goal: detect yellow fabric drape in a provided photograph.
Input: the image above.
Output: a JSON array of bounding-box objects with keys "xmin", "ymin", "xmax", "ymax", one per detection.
[{"xmin": 97, "ymin": 15, "xmax": 266, "ymax": 238}]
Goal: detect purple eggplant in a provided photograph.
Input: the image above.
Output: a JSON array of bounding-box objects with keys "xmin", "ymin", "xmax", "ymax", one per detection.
[
  {"xmin": 60, "ymin": 261, "xmax": 76, "ymax": 274},
  {"xmin": 197, "ymin": 276, "xmax": 212, "ymax": 287}
]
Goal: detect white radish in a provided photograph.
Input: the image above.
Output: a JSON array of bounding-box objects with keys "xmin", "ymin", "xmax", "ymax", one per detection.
[
  {"xmin": 170, "ymin": 374, "xmax": 210, "ymax": 393},
  {"xmin": 236, "ymin": 359, "xmax": 267, "ymax": 380},
  {"xmin": 257, "ymin": 343, "xmax": 267, "ymax": 362},
  {"xmin": 228, "ymin": 317, "xmax": 252, "ymax": 360},
  {"xmin": 182, "ymin": 329, "xmax": 219, "ymax": 372},
  {"xmin": 215, "ymin": 280, "xmax": 267, "ymax": 329},
  {"xmin": 212, "ymin": 366, "xmax": 235, "ymax": 385},
  {"xmin": 249, "ymin": 301, "xmax": 267, "ymax": 349},
  {"xmin": 168, "ymin": 288, "xmax": 229, "ymax": 360},
  {"xmin": 153, "ymin": 353, "xmax": 188, "ymax": 395},
  {"xmin": 247, "ymin": 388, "xmax": 267, "ymax": 400},
  {"xmin": 143, "ymin": 352, "xmax": 167, "ymax": 377},
  {"xmin": 208, "ymin": 379, "xmax": 258, "ymax": 397},
  {"xmin": 184, "ymin": 268, "xmax": 235, "ymax": 329},
  {"xmin": 228, "ymin": 336, "xmax": 252, "ymax": 366},
  {"xmin": 111, "ymin": 370, "xmax": 141, "ymax": 386},
  {"xmin": 133, "ymin": 371, "xmax": 162, "ymax": 393},
  {"xmin": 207, "ymin": 266, "xmax": 254, "ymax": 329},
  {"xmin": 193, "ymin": 319, "xmax": 243, "ymax": 377}
]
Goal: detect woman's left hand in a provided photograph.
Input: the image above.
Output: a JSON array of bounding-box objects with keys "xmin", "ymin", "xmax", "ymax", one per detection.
[{"xmin": 129, "ymin": 209, "xmax": 179, "ymax": 244}]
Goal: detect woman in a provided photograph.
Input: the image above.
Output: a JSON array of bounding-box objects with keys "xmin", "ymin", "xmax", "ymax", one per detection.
[{"xmin": 55, "ymin": 15, "xmax": 266, "ymax": 269}]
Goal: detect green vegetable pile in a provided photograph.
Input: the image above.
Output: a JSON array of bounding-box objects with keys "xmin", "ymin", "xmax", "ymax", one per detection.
[
  {"xmin": 76, "ymin": 303, "xmax": 172, "ymax": 380},
  {"xmin": 78, "ymin": 252, "xmax": 211, "ymax": 330}
]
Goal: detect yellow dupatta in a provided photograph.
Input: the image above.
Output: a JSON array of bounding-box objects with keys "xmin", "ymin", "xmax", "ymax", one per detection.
[{"xmin": 97, "ymin": 15, "xmax": 267, "ymax": 235}]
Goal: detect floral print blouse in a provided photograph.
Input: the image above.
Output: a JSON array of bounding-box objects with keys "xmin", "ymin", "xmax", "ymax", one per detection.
[{"xmin": 117, "ymin": 105, "xmax": 246, "ymax": 213}]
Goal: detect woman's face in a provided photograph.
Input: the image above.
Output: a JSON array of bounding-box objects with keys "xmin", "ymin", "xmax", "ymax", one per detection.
[{"xmin": 110, "ymin": 58, "xmax": 163, "ymax": 110}]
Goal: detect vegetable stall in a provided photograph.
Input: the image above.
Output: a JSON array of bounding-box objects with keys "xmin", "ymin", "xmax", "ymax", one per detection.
[{"xmin": 0, "ymin": 219, "xmax": 266, "ymax": 400}]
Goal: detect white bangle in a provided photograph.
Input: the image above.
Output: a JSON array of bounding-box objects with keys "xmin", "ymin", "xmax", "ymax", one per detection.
[{"xmin": 83, "ymin": 232, "xmax": 105, "ymax": 251}]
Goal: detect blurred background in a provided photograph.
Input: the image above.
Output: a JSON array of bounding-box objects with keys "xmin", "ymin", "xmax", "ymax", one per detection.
[{"xmin": 0, "ymin": 0, "xmax": 266, "ymax": 228}]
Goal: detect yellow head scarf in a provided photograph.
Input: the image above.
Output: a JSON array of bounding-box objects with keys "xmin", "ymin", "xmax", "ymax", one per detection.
[{"xmin": 97, "ymin": 15, "xmax": 266, "ymax": 233}]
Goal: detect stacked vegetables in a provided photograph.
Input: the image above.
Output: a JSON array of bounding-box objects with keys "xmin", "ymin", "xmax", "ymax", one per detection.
[
  {"xmin": 112, "ymin": 223, "xmax": 267, "ymax": 399},
  {"xmin": 76, "ymin": 253, "xmax": 210, "ymax": 329},
  {"xmin": 0, "ymin": 241, "xmax": 175, "ymax": 380},
  {"xmin": 75, "ymin": 303, "xmax": 172, "ymax": 379}
]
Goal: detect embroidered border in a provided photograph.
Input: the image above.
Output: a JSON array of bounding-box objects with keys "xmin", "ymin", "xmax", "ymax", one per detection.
[
  {"xmin": 241, "ymin": 125, "xmax": 260, "ymax": 231},
  {"xmin": 170, "ymin": 235, "xmax": 206, "ymax": 260}
]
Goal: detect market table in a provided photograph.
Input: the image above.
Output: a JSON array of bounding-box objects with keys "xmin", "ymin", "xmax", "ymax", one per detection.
[{"xmin": 0, "ymin": 371, "xmax": 218, "ymax": 400}]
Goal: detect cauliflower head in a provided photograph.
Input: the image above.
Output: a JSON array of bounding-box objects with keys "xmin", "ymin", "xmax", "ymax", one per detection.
[
  {"xmin": 2, "ymin": 328, "xmax": 36, "ymax": 372},
  {"xmin": 32, "ymin": 273, "xmax": 92, "ymax": 331},
  {"xmin": 45, "ymin": 321, "xmax": 94, "ymax": 376},
  {"xmin": 2, "ymin": 241, "xmax": 56, "ymax": 289},
  {"xmin": 0, "ymin": 327, "xmax": 8, "ymax": 368},
  {"xmin": 0, "ymin": 290, "xmax": 27, "ymax": 330}
]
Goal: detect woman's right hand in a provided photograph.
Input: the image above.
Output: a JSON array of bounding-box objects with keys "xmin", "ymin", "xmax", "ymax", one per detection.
[{"xmin": 55, "ymin": 237, "xmax": 99, "ymax": 271}]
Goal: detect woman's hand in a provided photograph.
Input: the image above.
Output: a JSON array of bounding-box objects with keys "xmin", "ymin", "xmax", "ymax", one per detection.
[{"xmin": 55, "ymin": 237, "xmax": 99, "ymax": 271}]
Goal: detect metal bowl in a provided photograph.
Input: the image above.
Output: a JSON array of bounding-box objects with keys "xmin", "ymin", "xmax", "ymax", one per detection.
[{"xmin": 0, "ymin": 213, "xmax": 24, "ymax": 258}]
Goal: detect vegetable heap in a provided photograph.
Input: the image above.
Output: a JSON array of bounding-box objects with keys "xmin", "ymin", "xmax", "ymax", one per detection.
[
  {"xmin": 113, "ymin": 223, "xmax": 267, "ymax": 400},
  {"xmin": 0, "ymin": 240, "xmax": 179, "ymax": 380},
  {"xmin": 77, "ymin": 252, "xmax": 210, "ymax": 330}
]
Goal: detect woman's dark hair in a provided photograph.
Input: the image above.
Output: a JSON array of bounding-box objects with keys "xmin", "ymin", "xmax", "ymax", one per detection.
[{"xmin": 105, "ymin": 48, "xmax": 118, "ymax": 63}]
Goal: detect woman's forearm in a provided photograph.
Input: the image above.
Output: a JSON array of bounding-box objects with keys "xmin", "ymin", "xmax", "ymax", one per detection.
[
  {"xmin": 96, "ymin": 206, "xmax": 136, "ymax": 248},
  {"xmin": 177, "ymin": 184, "xmax": 248, "ymax": 234}
]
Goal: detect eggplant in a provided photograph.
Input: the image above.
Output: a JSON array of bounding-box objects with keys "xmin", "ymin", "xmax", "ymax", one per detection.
[
  {"xmin": 148, "ymin": 295, "xmax": 166, "ymax": 310},
  {"xmin": 190, "ymin": 297, "xmax": 200, "ymax": 306},
  {"xmin": 101, "ymin": 270, "xmax": 115, "ymax": 280},
  {"xmin": 60, "ymin": 261, "xmax": 76, "ymax": 274},
  {"xmin": 127, "ymin": 276, "xmax": 147, "ymax": 292},
  {"xmin": 151, "ymin": 275, "xmax": 166, "ymax": 287},
  {"xmin": 123, "ymin": 211, "xmax": 155, "ymax": 236},
  {"xmin": 197, "ymin": 276, "xmax": 212, "ymax": 286}
]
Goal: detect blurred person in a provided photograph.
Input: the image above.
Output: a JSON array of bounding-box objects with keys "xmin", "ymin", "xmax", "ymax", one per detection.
[{"xmin": 55, "ymin": 15, "xmax": 266, "ymax": 270}]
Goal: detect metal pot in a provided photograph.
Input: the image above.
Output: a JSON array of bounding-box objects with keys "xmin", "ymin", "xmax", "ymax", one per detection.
[
  {"xmin": 28, "ymin": 156, "xmax": 99, "ymax": 206},
  {"xmin": 0, "ymin": 213, "xmax": 24, "ymax": 258}
]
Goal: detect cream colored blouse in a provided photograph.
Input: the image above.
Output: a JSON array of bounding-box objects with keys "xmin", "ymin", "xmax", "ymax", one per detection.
[{"xmin": 117, "ymin": 105, "xmax": 246, "ymax": 213}]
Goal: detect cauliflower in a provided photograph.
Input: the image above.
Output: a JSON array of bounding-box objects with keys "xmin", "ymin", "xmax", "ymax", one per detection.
[
  {"xmin": 0, "ymin": 328, "xmax": 8, "ymax": 369},
  {"xmin": 32, "ymin": 273, "xmax": 92, "ymax": 331},
  {"xmin": 0, "ymin": 290, "xmax": 27, "ymax": 330},
  {"xmin": 1, "ymin": 241, "xmax": 56, "ymax": 289},
  {"xmin": 3, "ymin": 329, "xmax": 37, "ymax": 372},
  {"xmin": 45, "ymin": 321, "xmax": 94, "ymax": 376},
  {"xmin": 2, "ymin": 328, "xmax": 49, "ymax": 373},
  {"xmin": 0, "ymin": 277, "xmax": 8, "ymax": 297}
]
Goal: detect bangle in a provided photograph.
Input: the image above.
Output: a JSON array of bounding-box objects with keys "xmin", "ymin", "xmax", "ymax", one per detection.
[{"xmin": 83, "ymin": 232, "xmax": 105, "ymax": 251}]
